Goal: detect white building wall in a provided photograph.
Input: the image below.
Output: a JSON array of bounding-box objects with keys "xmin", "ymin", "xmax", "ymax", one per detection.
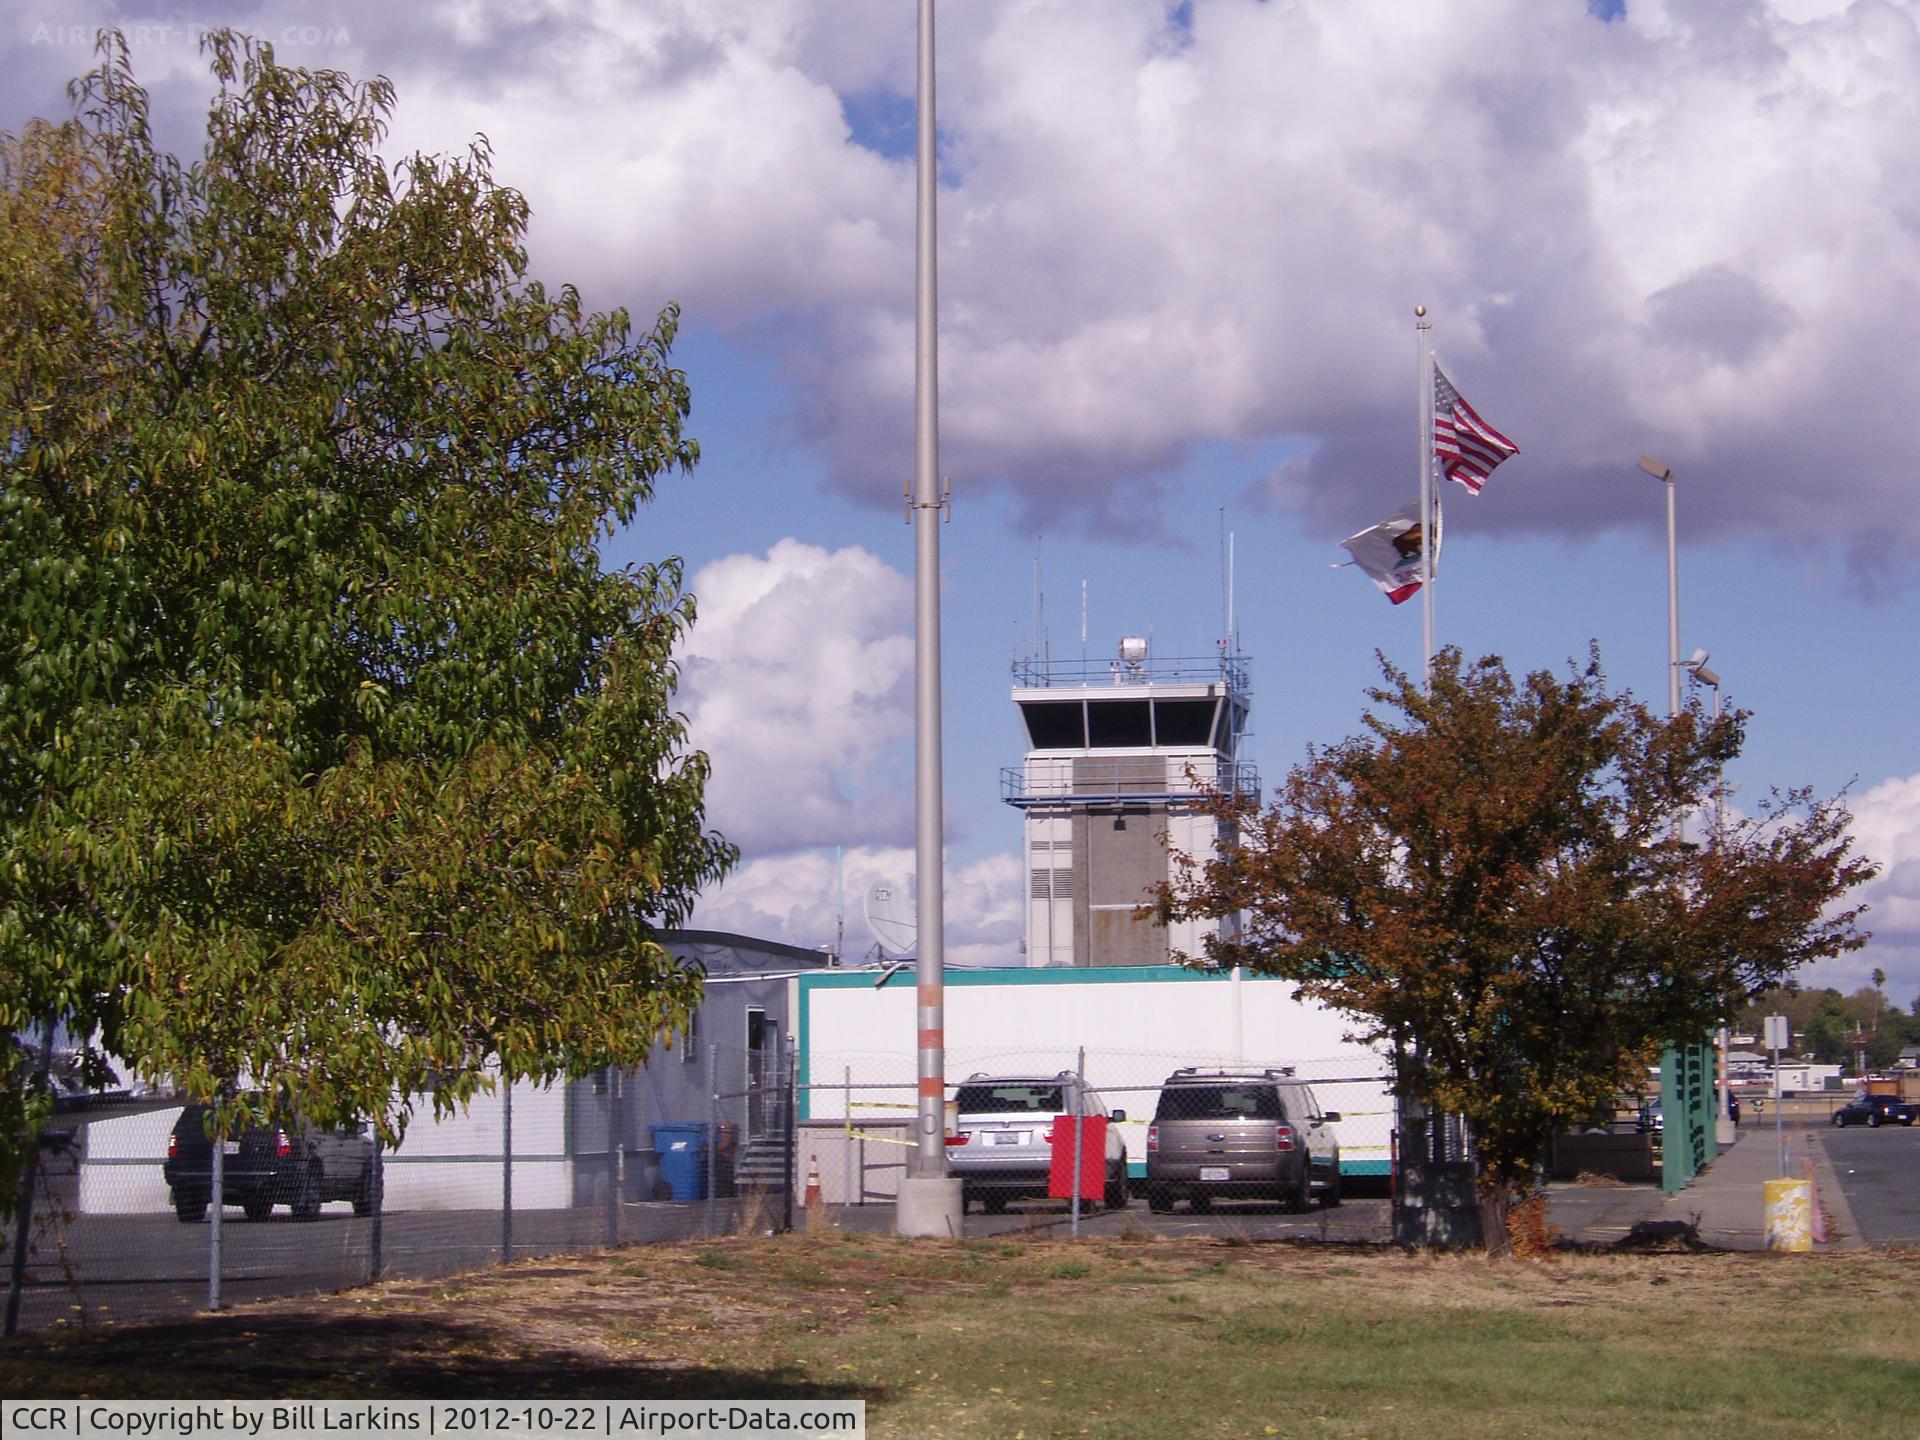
[
  {"xmin": 801, "ymin": 968, "xmax": 1393, "ymax": 1175},
  {"xmin": 75, "ymin": 1078, "xmax": 575, "ymax": 1215}
]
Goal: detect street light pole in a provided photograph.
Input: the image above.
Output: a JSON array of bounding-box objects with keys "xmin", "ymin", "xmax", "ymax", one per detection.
[{"xmin": 1638, "ymin": 455, "xmax": 1680, "ymax": 719}]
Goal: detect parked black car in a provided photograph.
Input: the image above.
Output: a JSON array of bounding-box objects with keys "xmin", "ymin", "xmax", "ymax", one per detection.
[
  {"xmin": 163, "ymin": 1104, "xmax": 377, "ymax": 1222},
  {"xmin": 1831, "ymin": 1093, "xmax": 1917, "ymax": 1128}
]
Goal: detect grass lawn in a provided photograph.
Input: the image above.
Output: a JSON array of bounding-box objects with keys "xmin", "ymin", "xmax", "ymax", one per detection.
[{"xmin": 4, "ymin": 1233, "xmax": 1918, "ymax": 1439}]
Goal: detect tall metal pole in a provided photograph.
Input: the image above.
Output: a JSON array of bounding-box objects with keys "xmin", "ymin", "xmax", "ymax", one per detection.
[
  {"xmin": 1399, "ymin": 306, "xmax": 1438, "ymax": 1247},
  {"xmin": 908, "ymin": 0, "xmax": 947, "ymax": 1184},
  {"xmin": 1416, "ymin": 306, "xmax": 1434, "ymax": 679},
  {"xmin": 1665, "ymin": 477, "xmax": 1680, "ymax": 720},
  {"xmin": 896, "ymin": 0, "xmax": 963, "ymax": 1236}
]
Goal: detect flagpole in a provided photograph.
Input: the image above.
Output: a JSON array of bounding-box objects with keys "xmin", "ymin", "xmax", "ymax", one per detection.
[
  {"xmin": 1398, "ymin": 304, "xmax": 1438, "ymax": 1247},
  {"xmin": 1416, "ymin": 305, "xmax": 1434, "ymax": 685}
]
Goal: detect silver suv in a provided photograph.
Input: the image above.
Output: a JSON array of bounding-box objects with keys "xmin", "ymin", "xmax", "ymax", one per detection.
[
  {"xmin": 947, "ymin": 1072, "xmax": 1129, "ymax": 1214},
  {"xmin": 1145, "ymin": 1067, "xmax": 1341, "ymax": 1213}
]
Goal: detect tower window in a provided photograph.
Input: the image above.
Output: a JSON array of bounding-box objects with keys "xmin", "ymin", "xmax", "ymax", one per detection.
[
  {"xmin": 1087, "ymin": 699, "xmax": 1152, "ymax": 747},
  {"xmin": 1022, "ymin": 700, "xmax": 1086, "ymax": 749},
  {"xmin": 1153, "ymin": 698, "xmax": 1218, "ymax": 747}
]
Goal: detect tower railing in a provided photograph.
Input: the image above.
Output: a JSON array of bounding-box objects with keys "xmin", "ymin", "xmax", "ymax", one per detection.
[
  {"xmin": 1000, "ymin": 756, "xmax": 1260, "ymax": 808},
  {"xmin": 1011, "ymin": 652, "xmax": 1251, "ymax": 692}
]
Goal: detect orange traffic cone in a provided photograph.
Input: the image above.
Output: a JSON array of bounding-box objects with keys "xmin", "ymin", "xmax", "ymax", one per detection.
[{"xmin": 804, "ymin": 1154, "xmax": 827, "ymax": 1233}]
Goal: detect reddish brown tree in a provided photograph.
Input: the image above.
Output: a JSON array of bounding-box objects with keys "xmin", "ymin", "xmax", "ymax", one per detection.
[{"xmin": 1151, "ymin": 648, "xmax": 1875, "ymax": 1249}]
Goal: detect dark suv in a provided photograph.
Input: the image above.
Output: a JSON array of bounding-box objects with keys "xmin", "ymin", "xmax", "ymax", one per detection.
[
  {"xmin": 1145, "ymin": 1067, "xmax": 1341, "ymax": 1213},
  {"xmin": 1831, "ymin": 1093, "xmax": 1917, "ymax": 1128},
  {"xmin": 164, "ymin": 1104, "xmax": 377, "ymax": 1222}
]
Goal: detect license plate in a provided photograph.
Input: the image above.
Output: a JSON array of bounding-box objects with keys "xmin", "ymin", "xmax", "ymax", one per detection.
[
  {"xmin": 222, "ymin": 1141, "xmax": 240, "ymax": 1154},
  {"xmin": 992, "ymin": 1132, "xmax": 1025, "ymax": 1145},
  {"xmin": 1199, "ymin": 1166, "xmax": 1230, "ymax": 1181}
]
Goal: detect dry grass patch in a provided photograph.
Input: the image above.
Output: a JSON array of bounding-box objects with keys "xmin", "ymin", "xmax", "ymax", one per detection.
[{"xmin": 4, "ymin": 1236, "xmax": 1918, "ymax": 1438}]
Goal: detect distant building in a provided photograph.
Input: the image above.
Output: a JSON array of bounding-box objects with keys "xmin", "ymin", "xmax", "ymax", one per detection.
[
  {"xmin": 1002, "ymin": 639, "xmax": 1256, "ymax": 967},
  {"xmin": 70, "ymin": 930, "xmax": 828, "ymax": 1215},
  {"xmin": 1773, "ymin": 1062, "xmax": 1844, "ymax": 1094}
]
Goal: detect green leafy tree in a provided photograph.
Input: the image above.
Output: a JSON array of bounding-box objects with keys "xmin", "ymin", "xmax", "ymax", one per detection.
[
  {"xmin": 1151, "ymin": 648, "xmax": 1874, "ymax": 1249},
  {"xmin": 0, "ymin": 34, "xmax": 734, "ymax": 1208}
]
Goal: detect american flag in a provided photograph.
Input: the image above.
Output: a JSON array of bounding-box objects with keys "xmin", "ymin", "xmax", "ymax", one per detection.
[{"xmin": 1433, "ymin": 364, "xmax": 1519, "ymax": 495}]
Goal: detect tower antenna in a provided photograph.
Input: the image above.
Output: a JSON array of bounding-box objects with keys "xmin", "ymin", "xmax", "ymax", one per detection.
[
  {"xmin": 1219, "ymin": 509, "xmax": 1228, "ymax": 650},
  {"xmin": 1033, "ymin": 536, "xmax": 1048, "ymax": 666}
]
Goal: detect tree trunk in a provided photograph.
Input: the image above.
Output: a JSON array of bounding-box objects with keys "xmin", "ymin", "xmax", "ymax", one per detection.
[{"xmin": 1477, "ymin": 1180, "xmax": 1516, "ymax": 1257}]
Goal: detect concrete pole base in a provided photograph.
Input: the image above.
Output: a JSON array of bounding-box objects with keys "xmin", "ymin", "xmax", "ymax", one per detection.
[{"xmin": 894, "ymin": 1176, "xmax": 965, "ymax": 1238}]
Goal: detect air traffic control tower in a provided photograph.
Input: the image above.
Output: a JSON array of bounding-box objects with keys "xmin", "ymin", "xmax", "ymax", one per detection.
[{"xmin": 1001, "ymin": 639, "xmax": 1257, "ymax": 967}]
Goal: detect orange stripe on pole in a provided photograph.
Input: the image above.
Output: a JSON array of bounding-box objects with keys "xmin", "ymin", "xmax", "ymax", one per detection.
[
  {"xmin": 918, "ymin": 1076, "xmax": 946, "ymax": 1098},
  {"xmin": 917, "ymin": 1028, "xmax": 942, "ymax": 1049}
]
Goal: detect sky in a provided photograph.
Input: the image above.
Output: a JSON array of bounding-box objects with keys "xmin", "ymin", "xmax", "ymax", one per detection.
[{"xmin": 5, "ymin": 0, "xmax": 1918, "ymax": 1003}]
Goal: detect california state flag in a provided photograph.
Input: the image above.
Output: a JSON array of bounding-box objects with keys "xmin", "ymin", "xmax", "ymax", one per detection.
[{"xmin": 1339, "ymin": 499, "xmax": 1441, "ymax": 605}]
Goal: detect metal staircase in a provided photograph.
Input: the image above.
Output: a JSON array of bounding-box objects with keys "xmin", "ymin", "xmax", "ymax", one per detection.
[{"xmin": 732, "ymin": 1135, "xmax": 792, "ymax": 1192}]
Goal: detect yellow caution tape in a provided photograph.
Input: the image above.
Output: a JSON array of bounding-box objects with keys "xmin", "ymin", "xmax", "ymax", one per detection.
[{"xmin": 842, "ymin": 1119, "xmax": 922, "ymax": 1148}]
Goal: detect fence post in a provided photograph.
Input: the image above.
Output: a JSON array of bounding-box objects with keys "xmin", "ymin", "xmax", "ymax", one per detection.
[
  {"xmin": 369, "ymin": 1131, "xmax": 384, "ymax": 1282},
  {"xmin": 843, "ymin": 1066, "xmax": 853, "ymax": 1209},
  {"xmin": 605, "ymin": 1066, "xmax": 621, "ymax": 1248},
  {"xmin": 1071, "ymin": 1047, "xmax": 1085, "ymax": 1238},
  {"xmin": 705, "ymin": 1044, "xmax": 718, "ymax": 1238},
  {"xmin": 4, "ymin": 1020, "xmax": 56, "ymax": 1336},
  {"xmin": 501, "ymin": 1078, "xmax": 513, "ymax": 1264},
  {"xmin": 209, "ymin": 1134, "xmax": 223, "ymax": 1312},
  {"xmin": 781, "ymin": 1036, "xmax": 796, "ymax": 1235}
]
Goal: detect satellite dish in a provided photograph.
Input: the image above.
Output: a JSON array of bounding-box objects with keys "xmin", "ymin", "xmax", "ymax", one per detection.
[{"xmin": 864, "ymin": 880, "xmax": 917, "ymax": 958}]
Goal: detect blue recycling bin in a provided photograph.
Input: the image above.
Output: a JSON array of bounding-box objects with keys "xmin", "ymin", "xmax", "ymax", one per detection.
[{"xmin": 650, "ymin": 1123, "xmax": 710, "ymax": 1202}]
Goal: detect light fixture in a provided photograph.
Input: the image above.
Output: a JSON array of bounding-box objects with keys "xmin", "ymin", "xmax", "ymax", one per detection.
[{"xmin": 1681, "ymin": 649, "xmax": 1721, "ymax": 688}]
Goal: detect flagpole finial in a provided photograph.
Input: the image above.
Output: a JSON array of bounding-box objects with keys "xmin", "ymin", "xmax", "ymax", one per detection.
[{"xmin": 1414, "ymin": 304, "xmax": 1427, "ymax": 318}]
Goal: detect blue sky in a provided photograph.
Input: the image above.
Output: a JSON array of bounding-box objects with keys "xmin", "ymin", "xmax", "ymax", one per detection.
[{"xmin": 6, "ymin": 0, "xmax": 1917, "ymax": 1000}]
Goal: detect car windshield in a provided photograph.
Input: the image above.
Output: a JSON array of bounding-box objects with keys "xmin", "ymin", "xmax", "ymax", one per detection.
[
  {"xmin": 954, "ymin": 1083, "xmax": 1065, "ymax": 1114},
  {"xmin": 1155, "ymin": 1084, "xmax": 1282, "ymax": 1121}
]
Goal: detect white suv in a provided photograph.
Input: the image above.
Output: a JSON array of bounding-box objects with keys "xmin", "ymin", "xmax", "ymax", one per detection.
[{"xmin": 947, "ymin": 1072, "xmax": 1129, "ymax": 1214}]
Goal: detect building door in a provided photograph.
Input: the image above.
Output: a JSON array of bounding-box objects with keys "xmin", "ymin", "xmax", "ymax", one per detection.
[{"xmin": 746, "ymin": 1007, "xmax": 771, "ymax": 1138}]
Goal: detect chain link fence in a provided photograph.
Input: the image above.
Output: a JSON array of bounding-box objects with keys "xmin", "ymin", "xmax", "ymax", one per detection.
[
  {"xmin": 4, "ymin": 1040, "xmax": 800, "ymax": 1336},
  {"xmin": 7, "ymin": 1037, "xmax": 1425, "ymax": 1334},
  {"xmin": 800, "ymin": 1043, "xmax": 1398, "ymax": 1242}
]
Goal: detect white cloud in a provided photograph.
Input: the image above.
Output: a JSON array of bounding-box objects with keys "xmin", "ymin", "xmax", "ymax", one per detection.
[
  {"xmin": 677, "ymin": 539, "xmax": 913, "ymax": 857},
  {"xmin": 673, "ymin": 533, "xmax": 1025, "ymax": 963},
  {"xmin": 14, "ymin": 1, "xmax": 1920, "ymax": 560},
  {"xmin": 690, "ymin": 845, "xmax": 1024, "ymax": 969},
  {"xmin": 1800, "ymin": 772, "xmax": 1920, "ymax": 1006}
]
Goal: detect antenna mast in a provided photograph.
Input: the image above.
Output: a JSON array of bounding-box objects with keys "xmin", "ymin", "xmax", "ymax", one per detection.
[{"xmin": 1033, "ymin": 537, "xmax": 1047, "ymax": 665}]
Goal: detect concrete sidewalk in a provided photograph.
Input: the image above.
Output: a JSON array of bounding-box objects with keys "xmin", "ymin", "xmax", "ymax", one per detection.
[{"xmin": 1545, "ymin": 1124, "xmax": 1862, "ymax": 1251}]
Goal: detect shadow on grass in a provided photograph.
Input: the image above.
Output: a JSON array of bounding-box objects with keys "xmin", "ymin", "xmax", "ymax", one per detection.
[{"xmin": 0, "ymin": 1309, "xmax": 884, "ymax": 1403}]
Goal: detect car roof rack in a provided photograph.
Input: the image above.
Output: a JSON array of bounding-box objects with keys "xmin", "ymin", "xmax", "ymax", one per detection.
[
  {"xmin": 1165, "ymin": 1065, "xmax": 1297, "ymax": 1079},
  {"xmin": 960, "ymin": 1072, "xmax": 1078, "ymax": 1084}
]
